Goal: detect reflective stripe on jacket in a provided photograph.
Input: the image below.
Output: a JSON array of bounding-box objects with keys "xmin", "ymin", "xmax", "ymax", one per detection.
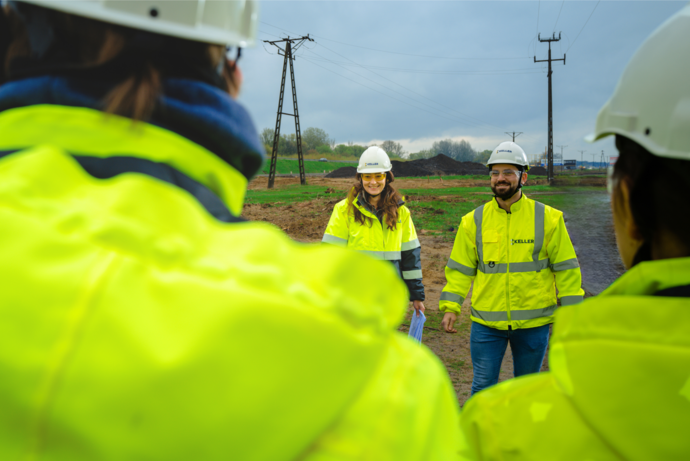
[
  {"xmin": 440, "ymin": 194, "xmax": 583, "ymax": 329},
  {"xmin": 458, "ymin": 257, "xmax": 690, "ymax": 460},
  {"xmin": 323, "ymin": 194, "xmax": 424, "ymax": 301},
  {"xmin": 0, "ymin": 105, "xmax": 460, "ymax": 460}
]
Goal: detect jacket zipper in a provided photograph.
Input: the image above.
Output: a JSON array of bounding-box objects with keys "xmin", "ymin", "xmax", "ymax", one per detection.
[
  {"xmin": 359, "ymin": 201, "xmax": 386, "ymax": 253},
  {"xmin": 506, "ymin": 212, "xmax": 512, "ymax": 325}
]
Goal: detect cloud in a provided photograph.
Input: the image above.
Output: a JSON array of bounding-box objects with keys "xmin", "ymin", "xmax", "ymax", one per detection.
[{"xmin": 352, "ymin": 134, "xmax": 507, "ymax": 154}]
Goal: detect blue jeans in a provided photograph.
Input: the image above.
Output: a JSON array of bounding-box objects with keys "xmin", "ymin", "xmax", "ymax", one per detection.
[{"xmin": 470, "ymin": 321, "xmax": 550, "ymax": 395}]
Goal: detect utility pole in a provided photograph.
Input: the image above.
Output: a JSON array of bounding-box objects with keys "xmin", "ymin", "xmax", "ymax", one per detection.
[
  {"xmin": 534, "ymin": 33, "xmax": 565, "ymax": 184},
  {"xmin": 601, "ymin": 150, "xmax": 605, "ymax": 171},
  {"xmin": 591, "ymin": 153, "xmax": 597, "ymax": 168},
  {"xmin": 505, "ymin": 131, "xmax": 523, "ymax": 142},
  {"xmin": 556, "ymin": 144, "xmax": 567, "ymax": 173},
  {"xmin": 264, "ymin": 35, "xmax": 314, "ymax": 188},
  {"xmin": 577, "ymin": 150, "xmax": 586, "ymax": 175}
]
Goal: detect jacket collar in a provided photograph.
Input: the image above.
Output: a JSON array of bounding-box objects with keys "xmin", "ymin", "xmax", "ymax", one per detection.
[
  {"xmin": 0, "ymin": 104, "xmax": 247, "ymax": 216},
  {"xmin": 599, "ymin": 257, "xmax": 690, "ymax": 297},
  {"xmin": 355, "ymin": 192, "xmax": 404, "ymax": 215},
  {"xmin": 490, "ymin": 191, "xmax": 527, "ymax": 213},
  {"xmin": 0, "ymin": 76, "xmax": 265, "ymax": 181}
]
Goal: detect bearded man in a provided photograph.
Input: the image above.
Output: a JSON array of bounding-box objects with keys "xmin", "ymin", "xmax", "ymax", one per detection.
[{"xmin": 440, "ymin": 142, "xmax": 584, "ymax": 395}]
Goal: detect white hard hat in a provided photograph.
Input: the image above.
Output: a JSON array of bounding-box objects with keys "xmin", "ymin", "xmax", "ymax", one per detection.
[
  {"xmin": 357, "ymin": 146, "xmax": 392, "ymax": 174},
  {"xmin": 487, "ymin": 142, "xmax": 530, "ymax": 171},
  {"xmin": 586, "ymin": 3, "xmax": 690, "ymax": 161},
  {"xmin": 13, "ymin": 0, "xmax": 259, "ymax": 47}
]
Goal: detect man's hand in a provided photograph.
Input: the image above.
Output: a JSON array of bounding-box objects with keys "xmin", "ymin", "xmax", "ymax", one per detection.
[
  {"xmin": 441, "ymin": 312, "xmax": 458, "ymax": 333},
  {"xmin": 412, "ymin": 300, "xmax": 425, "ymax": 316}
]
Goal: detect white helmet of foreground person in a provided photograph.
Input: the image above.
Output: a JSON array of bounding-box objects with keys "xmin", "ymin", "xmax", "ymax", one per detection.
[
  {"xmin": 357, "ymin": 146, "xmax": 393, "ymax": 174},
  {"xmin": 586, "ymin": 3, "xmax": 690, "ymax": 160},
  {"xmin": 12, "ymin": 0, "xmax": 259, "ymax": 47},
  {"xmin": 487, "ymin": 141, "xmax": 530, "ymax": 171}
]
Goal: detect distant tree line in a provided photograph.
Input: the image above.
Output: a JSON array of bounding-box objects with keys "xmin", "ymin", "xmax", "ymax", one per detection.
[
  {"xmin": 260, "ymin": 127, "xmax": 403, "ymax": 159},
  {"xmin": 409, "ymin": 139, "xmax": 492, "ymax": 164},
  {"xmin": 260, "ymin": 128, "xmax": 492, "ymax": 163}
]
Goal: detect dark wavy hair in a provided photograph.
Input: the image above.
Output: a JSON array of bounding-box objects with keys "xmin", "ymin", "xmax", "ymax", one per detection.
[
  {"xmin": 346, "ymin": 171, "xmax": 403, "ymax": 230},
  {"xmin": 2, "ymin": 3, "xmax": 239, "ymax": 121},
  {"xmin": 611, "ymin": 135, "xmax": 690, "ymax": 266}
]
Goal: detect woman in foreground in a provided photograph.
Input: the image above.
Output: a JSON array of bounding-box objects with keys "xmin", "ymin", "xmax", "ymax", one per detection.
[{"xmin": 0, "ymin": 1, "xmax": 459, "ymax": 459}]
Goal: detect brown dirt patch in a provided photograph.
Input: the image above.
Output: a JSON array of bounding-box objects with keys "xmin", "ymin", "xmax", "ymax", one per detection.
[
  {"xmin": 248, "ymin": 176, "xmax": 550, "ymax": 191},
  {"xmin": 242, "ymin": 198, "xmax": 339, "ymax": 241}
]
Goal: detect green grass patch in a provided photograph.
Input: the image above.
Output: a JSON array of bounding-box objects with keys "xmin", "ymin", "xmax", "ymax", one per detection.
[
  {"xmin": 258, "ymin": 158, "xmax": 357, "ymax": 175},
  {"xmin": 399, "ymin": 185, "xmax": 603, "ymax": 240},
  {"xmin": 410, "ymin": 174, "xmax": 490, "ymax": 180},
  {"xmin": 244, "ymin": 183, "xmax": 607, "ymax": 232}
]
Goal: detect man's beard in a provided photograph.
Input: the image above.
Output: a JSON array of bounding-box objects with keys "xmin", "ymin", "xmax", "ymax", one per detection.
[{"xmin": 491, "ymin": 181, "xmax": 520, "ymax": 201}]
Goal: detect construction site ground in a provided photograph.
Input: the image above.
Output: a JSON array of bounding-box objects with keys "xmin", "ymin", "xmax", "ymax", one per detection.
[{"xmin": 244, "ymin": 174, "xmax": 621, "ymax": 406}]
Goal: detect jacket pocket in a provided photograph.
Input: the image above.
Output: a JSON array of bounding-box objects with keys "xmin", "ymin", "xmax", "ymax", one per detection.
[{"xmin": 483, "ymin": 229, "xmax": 500, "ymax": 262}]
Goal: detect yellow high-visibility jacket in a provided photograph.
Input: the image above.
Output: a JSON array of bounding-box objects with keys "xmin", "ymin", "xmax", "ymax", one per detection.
[
  {"xmin": 323, "ymin": 195, "xmax": 424, "ymax": 301},
  {"xmin": 0, "ymin": 105, "xmax": 460, "ymax": 460},
  {"xmin": 440, "ymin": 194, "xmax": 584, "ymax": 329},
  {"xmin": 458, "ymin": 257, "xmax": 690, "ymax": 460}
]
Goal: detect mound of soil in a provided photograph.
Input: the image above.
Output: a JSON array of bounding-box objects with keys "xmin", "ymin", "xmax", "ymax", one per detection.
[
  {"xmin": 325, "ymin": 154, "xmax": 487, "ymax": 178},
  {"xmin": 529, "ymin": 166, "xmax": 548, "ymax": 176},
  {"xmin": 325, "ymin": 166, "xmax": 357, "ymax": 178}
]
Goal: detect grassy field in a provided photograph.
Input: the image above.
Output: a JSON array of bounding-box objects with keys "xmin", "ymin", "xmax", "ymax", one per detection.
[
  {"xmin": 245, "ymin": 182, "xmax": 605, "ymax": 240},
  {"xmin": 258, "ymin": 158, "xmax": 358, "ymax": 175},
  {"xmin": 243, "ymin": 179, "xmax": 612, "ymax": 403}
]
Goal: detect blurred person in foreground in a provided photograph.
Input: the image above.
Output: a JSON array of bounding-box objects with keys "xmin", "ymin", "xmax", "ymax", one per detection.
[
  {"xmin": 0, "ymin": 1, "xmax": 460, "ymax": 459},
  {"xmin": 322, "ymin": 146, "xmax": 426, "ymax": 317},
  {"xmin": 456, "ymin": 5, "xmax": 690, "ymax": 460}
]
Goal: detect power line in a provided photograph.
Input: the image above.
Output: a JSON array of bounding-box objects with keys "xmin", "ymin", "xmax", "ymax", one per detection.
[
  {"xmin": 299, "ymin": 55, "xmax": 487, "ymax": 130},
  {"xmin": 259, "ymin": 30, "xmax": 282, "ymax": 39},
  {"xmin": 553, "ymin": 1, "xmax": 566, "ymax": 32},
  {"xmin": 259, "ymin": 21, "xmax": 542, "ymax": 141},
  {"xmin": 299, "ymin": 56, "xmax": 497, "ymax": 130},
  {"xmin": 566, "ymin": 1, "xmax": 601, "ymax": 53},
  {"xmin": 306, "ymin": 42, "xmax": 509, "ymax": 131},
  {"xmin": 305, "ymin": 45, "xmax": 491, "ymax": 128},
  {"xmin": 300, "ymin": 56, "xmax": 545, "ymax": 75},
  {"xmin": 261, "ymin": 21, "xmax": 530, "ymax": 61}
]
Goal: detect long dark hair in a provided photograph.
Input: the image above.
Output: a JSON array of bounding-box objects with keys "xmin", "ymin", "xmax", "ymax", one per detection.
[
  {"xmin": 346, "ymin": 171, "xmax": 403, "ymax": 230},
  {"xmin": 611, "ymin": 135, "xmax": 690, "ymax": 266},
  {"xmin": 2, "ymin": 3, "xmax": 239, "ymax": 121}
]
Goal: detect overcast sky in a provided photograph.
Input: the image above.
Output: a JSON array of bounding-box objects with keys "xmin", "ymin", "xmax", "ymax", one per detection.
[{"xmin": 237, "ymin": 1, "xmax": 685, "ymax": 162}]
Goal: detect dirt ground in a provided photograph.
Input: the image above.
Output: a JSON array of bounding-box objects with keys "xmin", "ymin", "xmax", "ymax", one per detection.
[
  {"xmin": 243, "ymin": 176, "xmax": 610, "ymax": 406},
  {"xmin": 248, "ymin": 175, "xmax": 542, "ymax": 192},
  {"xmin": 248, "ymin": 175, "xmax": 606, "ymax": 192}
]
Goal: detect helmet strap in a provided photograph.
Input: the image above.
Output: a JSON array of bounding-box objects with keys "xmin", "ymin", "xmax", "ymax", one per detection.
[{"xmin": 516, "ymin": 168, "xmax": 525, "ymax": 190}]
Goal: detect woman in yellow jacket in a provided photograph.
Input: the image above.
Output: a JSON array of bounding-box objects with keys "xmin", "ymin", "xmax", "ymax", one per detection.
[
  {"xmin": 456, "ymin": 5, "xmax": 690, "ymax": 460},
  {"xmin": 323, "ymin": 147, "xmax": 425, "ymax": 314},
  {"xmin": 0, "ymin": 2, "xmax": 461, "ymax": 460}
]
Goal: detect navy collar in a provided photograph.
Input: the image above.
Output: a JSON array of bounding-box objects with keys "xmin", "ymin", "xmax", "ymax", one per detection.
[{"xmin": 0, "ymin": 76, "xmax": 265, "ymax": 180}]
